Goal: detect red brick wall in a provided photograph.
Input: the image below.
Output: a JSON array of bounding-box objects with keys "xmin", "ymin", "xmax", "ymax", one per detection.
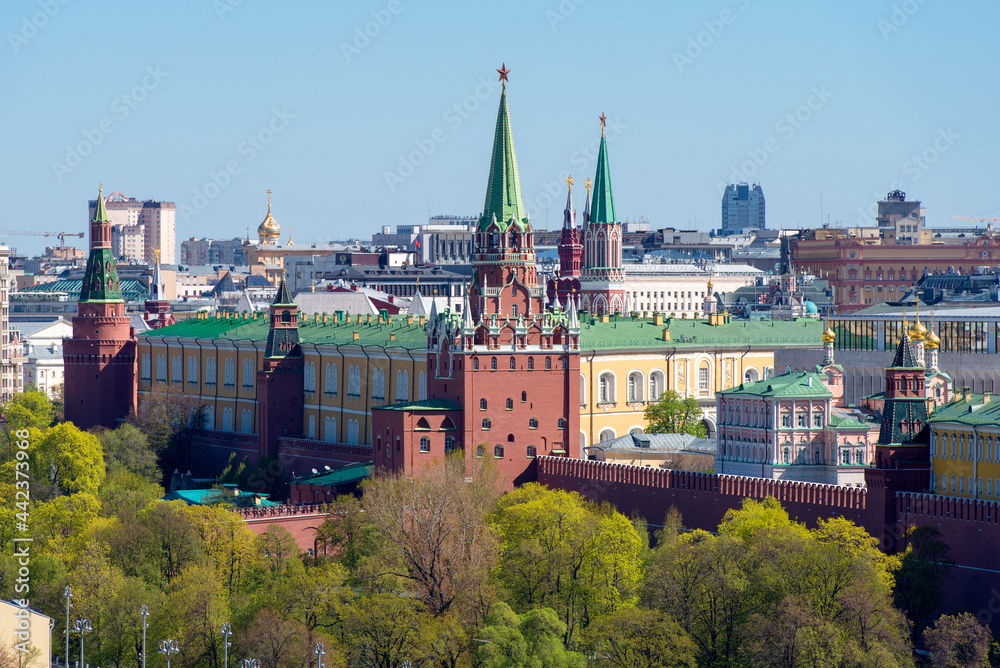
[{"xmin": 236, "ymin": 504, "xmax": 328, "ymax": 552}]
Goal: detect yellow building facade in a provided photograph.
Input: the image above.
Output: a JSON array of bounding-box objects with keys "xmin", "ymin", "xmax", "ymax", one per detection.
[{"xmin": 929, "ymin": 392, "xmax": 1000, "ymax": 500}]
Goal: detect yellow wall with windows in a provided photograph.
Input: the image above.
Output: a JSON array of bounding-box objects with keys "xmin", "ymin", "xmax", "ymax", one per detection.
[
  {"xmin": 930, "ymin": 425, "xmax": 1000, "ymax": 499},
  {"xmin": 579, "ymin": 348, "xmax": 776, "ymax": 449}
]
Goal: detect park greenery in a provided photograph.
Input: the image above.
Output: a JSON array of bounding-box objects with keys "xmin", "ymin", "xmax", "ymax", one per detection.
[
  {"xmin": 643, "ymin": 390, "xmax": 707, "ymax": 437},
  {"xmin": 0, "ymin": 389, "xmax": 998, "ymax": 668}
]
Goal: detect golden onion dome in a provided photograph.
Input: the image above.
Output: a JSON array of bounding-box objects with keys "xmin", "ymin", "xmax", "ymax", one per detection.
[
  {"xmin": 257, "ymin": 188, "xmax": 281, "ymax": 243},
  {"xmin": 822, "ymin": 326, "xmax": 836, "ymax": 343},
  {"xmin": 924, "ymin": 330, "xmax": 940, "ymax": 349},
  {"xmin": 908, "ymin": 320, "xmax": 928, "ymax": 340}
]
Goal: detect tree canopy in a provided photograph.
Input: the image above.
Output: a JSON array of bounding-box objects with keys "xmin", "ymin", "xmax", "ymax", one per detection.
[{"xmin": 643, "ymin": 390, "xmax": 707, "ymax": 436}]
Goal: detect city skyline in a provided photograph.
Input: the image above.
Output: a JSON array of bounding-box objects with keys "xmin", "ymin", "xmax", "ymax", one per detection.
[{"xmin": 4, "ymin": 1, "xmax": 998, "ymax": 256}]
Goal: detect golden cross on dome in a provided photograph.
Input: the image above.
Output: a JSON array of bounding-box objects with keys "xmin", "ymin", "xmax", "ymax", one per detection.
[
  {"xmin": 584, "ymin": 178, "xmax": 592, "ymax": 195},
  {"xmin": 154, "ymin": 248, "xmax": 160, "ymax": 264},
  {"xmin": 599, "ymin": 111, "xmax": 607, "ymax": 134},
  {"xmin": 566, "ymin": 175, "xmax": 574, "ymax": 192},
  {"xmin": 266, "ymin": 188, "xmax": 272, "ymax": 209},
  {"xmin": 496, "ymin": 62, "xmax": 510, "ymax": 84}
]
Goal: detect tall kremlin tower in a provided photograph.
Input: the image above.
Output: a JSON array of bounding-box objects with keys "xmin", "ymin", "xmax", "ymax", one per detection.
[
  {"xmin": 547, "ymin": 176, "xmax": 583, "ymax": 308},
  {"xmin": 64, "ymin": 185, "xmax": 137, "ymax": 429},
  {"xmin": 579, "ymin": 114, "xmax": 626, "ymax": 314}
]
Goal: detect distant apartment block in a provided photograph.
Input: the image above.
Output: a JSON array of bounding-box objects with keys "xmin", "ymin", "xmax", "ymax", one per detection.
[
  {"xmin": 720, "ymin": 183, "xmax": 765, "ymax": 236},
  {"xmin": 180, "ymin": 237, "xmax": 246, "ymax": 265},
  {"xmin": 88, "ymin": 191, "xmax": 177, "ymax": 264}
]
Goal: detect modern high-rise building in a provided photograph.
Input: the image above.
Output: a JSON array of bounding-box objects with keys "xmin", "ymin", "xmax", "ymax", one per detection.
[
  {"xmin": 0, "ymin": 245, "xmax": 24, "ymax": 402},
  {"xmin": 877, "ymin": 189, "xmax": 925, "ymax": 244},
  {"xmin": 720, "ymin": 183, "xmax": 765, "ymax": 236},
  {"xmin": 180, "ymin": 237, "xmax": 246, "ymax": 265},
  {"xmin": 87, "ymin": 192, "xmax": 177, "ymax": 264}
]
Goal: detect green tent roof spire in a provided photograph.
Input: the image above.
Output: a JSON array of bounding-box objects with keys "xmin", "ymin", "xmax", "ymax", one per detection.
[
  {"xmin": 589, "ymin": 115, "xmax": 617, "ymax": 226},
  {"xmin": 479, "ymin": 70, "xmax": 527, "ymax": 234},
  {"xmin": 273, "ymin": 273, "xmax": 293, "ymax": 305},
  {"xmin": 93, "ymin": 183, "xmax": 110, "ymax": 224}
]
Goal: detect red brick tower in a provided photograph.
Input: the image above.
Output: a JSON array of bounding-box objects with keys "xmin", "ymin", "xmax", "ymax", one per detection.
[
  {"xmin": 547, "ymin": 176, "xmax": 583, "ymax": 307},
  {"xmin": 580, "ymin": 114, "xmax": 626, "ymax": 314},
  {"xmin": 256, "ymin": 276, "xmax": 304, "ymax": 460},
  {"xmin": 373, "ymin": 65, "xmax": 582, "ymax": 487},
  {"xmin": 64, "ymin": 185, "xmax": 137, "ymax": 430}
]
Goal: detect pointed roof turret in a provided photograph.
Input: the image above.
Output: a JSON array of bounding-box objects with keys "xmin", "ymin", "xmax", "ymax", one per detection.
[
  {"xmin": 583, "ymin": 178, "xmax": 592, "ymax": 226},
  {"xmin": 479, "ymin": 65, "xmax": 528, "ymax": 234},
  {"xmin": 80, "ymin": 184, "xmax": 123, "ymax": 303},
  {"xmin": 273, "ymin": 273, "xmax": 294, "ymax": 306},
  {"xmin": 890, "ymin": 336, "xmax": 921, "ymax": 369},
  {"xmin": 589, "ymin": 114, "xmax": 617, "ymax": 226},
  {"xmin": 150, "ymin": 248, "xmax": 166, "ymax": 300},
  {"xmin": 567, "ymin": 293, "xmax": 580, "ymax": 329},
  {"xmin": 462, "ymin": 290, "xmax": 474, "ymax": 329},
  {"xmin": 563, "ymin": 176, "xmax": 576, "ymax": 229},
  {"xmin": 551, "ymin": 292, "xmax": 561, "ymax": 312}
]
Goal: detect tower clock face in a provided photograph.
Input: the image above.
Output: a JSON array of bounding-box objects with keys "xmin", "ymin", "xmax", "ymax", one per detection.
[{"xmin": 386, "ymin": 444, "xmax": 391, "ymax": 458}]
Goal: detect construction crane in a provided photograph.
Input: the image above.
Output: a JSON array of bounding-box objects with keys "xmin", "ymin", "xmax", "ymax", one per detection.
[{"xmin": 0, "ymin": 230, "xmax": 85, "ymax": 245}]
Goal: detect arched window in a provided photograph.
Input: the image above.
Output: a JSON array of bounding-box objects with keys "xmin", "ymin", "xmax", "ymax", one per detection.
[
  {"xmin": 529, "ymin": 418, "xmax": 538, "ymax": 429},
  {"xmin": 491, "ymin": 357, "xmax": 497, "ymax": 370},
  {"xmin": 506, "ymin": 398, "xmax": 514, "ymax": 410},
  {"xmin": 528, "ymin": 357, "xmax": 534, "ymax": 370},
  {"xmin": 420, "ymin": 437, "xmax": 430, "ymax": 452},
  {"xmin": 545, "ymin": 357, "xmax": 552, "ymax": 370},
  {"xmin": 326, "ymin": 363, "xmax": 337, "ymax": 394},
  {"xmin": 494, "ymin": 444, "xmax": 504, "ymax": 458},
  {"xmin": 526, "ymin": 445, "xmax": 537, "ymax": 458},
  {"xmin": 325, "ymin": 416, "xmax": 336, "ymax": 442},
  {"xmin": 418, "ymin": 371, "xmax": 427, "ymax": 400},
  {"xmin": 627, "ymin": 371, "xmax": 643, "ymax": 402},
  {"xmin": 240, "ymin": 409, "xmax": 252, "ymax": 433},
  {"xmin": 599, "ymin": 373, "xmax": 615, "ymax": 403},
  {"xmin": 558, "ymin": 417, "xmax": 567, "ymax": 429},
  {"xmin": 224, "ymin": 358, "xmax": 235, "ymax": 386},
  {"xmin": 244, "ymin": 358, "xmax": 255, "ymax": 388},
  {"xmin": 477, "ymin": 444, "xmax": 485, "ymax": 458},
  {"xmin": 599, "ymin": 429, "xmax": 615, "ymax": 443},
  {"xmin": 580, "ymin": 373, "xmax": 587, "ymax": 406},
  {"xmin": 206, "ymin": 357, "xmax": 216, "ymax": 384},
  {"xmin": 187, "ymin": 356, "xmax": 198, "ymax": 384},
  {"xmin": 744, "ymin": 368, "xmax": 760, "ymax": 384},
  {"xmin": 444, "ymin": 436, "xmax": 454, "ymax": 453},
  {"xmin": 473, "ymin": 358, "xmax": 479, "ymax": 370},
  {"xmin": 172, "ymin": 355, "xmax": 182, "ymax": 382},
  {"xmin": 521, "ymin": 391, "xmax": 527, "ymax": 403},
  {"xmin": 204, "ymin": 405, "xmax": 215, "ymax": 430},
  {"xmin": 308, "ymin": 415, "xmax": 315, "ymax": 439},
  {"xmin": 562, "ymin": 357, "xmax": 568, "ymax": 370},
  {"xmin": 141, "ymin": 354, "xmax": 151, "ymax": 380},
  {"xmin": 648, "ymin": 371, "xmax": 663, "ymax": 402},
  {"xmin": 482, "ymin": 418, "xmax": 491, "ymax": 430},
  {"xmin": 509, "ymin": 357, "xmax": 516, "ymax": 370},
  {"xmin": 480, "ymin": 398, "xmax": 487, "ymax": 410}
]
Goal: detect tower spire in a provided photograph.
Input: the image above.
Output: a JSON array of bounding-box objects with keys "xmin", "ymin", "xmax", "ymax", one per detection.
[
  {"xmin": 479, "ymin": 65, "xmax": 527, "ymax": 234},
  {"xmin": 563, "ymin": 175, "xmax": 575, "ymax": 229},
  {"xmin": 583, "ymin": 178, "xmax": 592, "ymax": 226},
  {"xmin": 589, "ymin": 116, "xmax": 617, "ymax": 226}
]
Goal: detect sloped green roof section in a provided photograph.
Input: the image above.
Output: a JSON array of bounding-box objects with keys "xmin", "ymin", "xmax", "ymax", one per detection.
[
  {"xmin": 16, "ymin": 279, "xmax": 148, "ymax": 302},
  {"xmin": 589, "ymin": 134, "xmax": 617, "ymax": 225},
  {"xmin": 579, "ymin": 316, "xmax": 823, "ymax": 350},
  {"xmin": 273, "ymin": 276, "xmax": 293, "ymax": 305},
  {"xmin": 479, "ymin": 85, "xmax": 528, "ymax": 234},
  {"xmin": 718, "ymin": 370, "xmax": 832, "ymax": 399},
  {"xmin": 928, "ymin": 394, "xmax": 1000, "ymax": 427},
  {"xmin": 296, "ymin": 461, "xmax": 372, "ymax": 487},
  {"xmin": 373, "ymin": 398, "xmax": 462, "ymax": 412},
  {"xmin": 79, "ymin": 248, "xmax": 124, "ymax": 303},
  {"xmin": 889, "ymin": 337, "xmax": 920, "ymax": 369},
  {"xmin": 140, "ymin": 314, "xmax": 430, "ymax": 348}
]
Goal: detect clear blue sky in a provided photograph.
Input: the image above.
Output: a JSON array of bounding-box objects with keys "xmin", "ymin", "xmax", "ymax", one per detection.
[{"xmin": 3, "ymin": 0, "xmax": 998, "ymax": 257}]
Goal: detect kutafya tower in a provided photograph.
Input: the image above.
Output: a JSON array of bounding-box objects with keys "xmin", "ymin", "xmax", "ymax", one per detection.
[{"xmin": 64, "ymin": 185, "xmax": 137, "ymax": 429}]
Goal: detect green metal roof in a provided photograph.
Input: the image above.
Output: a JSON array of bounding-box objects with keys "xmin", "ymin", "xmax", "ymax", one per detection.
[
  {"xmin": 578, "ymin": 316, "xmax": 823, "ymax": 351},
  {"xmin": 829, "ymin": 415, "xmax": 872, "ymax": 429},
  {"xmin": 162, "ymin": 488, "xmax": 279, "ymax": 506},
  {"xmin": 296, "ymin": 461, "xmax": 372, "ymax": 487},
  {"xmin": 16, "ymin": 279, "xmax": 148, "ymax": 302},
  {"xmin": 928, "ymin": 394, "xmax": 1000, "ymax": 427},
  {"xmin": 140, "ymin": 314, "xmax": 429, "ymax": 348},
  {"xmin": 273, "ymin": 277, "xmax": 293, "ymax": 306},
  {"xmin": 479, "ymin": 84, "xmax": 528, "ymax": 234},
  {"xmin": 718, "ymin": 370, "xmax": 832, "ymax": 399},
  {"xmin": 589, "ymin": 133, "xmax": 617, "ymax": 225},
  {"xmin": 372, "ymin": 398, "xmax": 462, "ymax": 412}
]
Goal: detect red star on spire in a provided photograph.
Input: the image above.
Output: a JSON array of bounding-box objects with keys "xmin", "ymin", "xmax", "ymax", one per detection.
[
  {"xmin": 599, "ymin": 111, "xmax": 607, "ymax": 131},
  {"xmin": 496, "ymin": 62, "xmax": 511, "ymax": 83}
]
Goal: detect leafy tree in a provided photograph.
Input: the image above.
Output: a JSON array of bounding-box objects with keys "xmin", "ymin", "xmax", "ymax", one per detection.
[
  {"xmin": 98, "ymin": 469, "xmax": 164, "ymax": 519},
  {"xmin": 341, "ymin": 594, "xmax": 424, "ymax": 668},
  {"xmin": 141, "ymin": 500, "xmax": 204, "ymax": 584},
  {"xmin": 314, "ymin": 495, "xmax": 379, "ymax": 581},
  {"xmin": 491, "ymin": 484, "xmax": 643, "ymax": 643},
  {"xmin": 1, "ymin": 389, "xmax": 56, "ymax": 433},
  {"xmin": 32, "ymin": 492, "xmax": 101, "ymax": 560},
  {"xmin": 362, "ymin": 454, "xmax": 503, "ymax": 616},
  {"xmin": 187, "ymin": 504, "xmax": 260, "ymax": 597},
  {"xmin": 475, "ymin": 603, "xmax": 585, "ymax": 668},
  {"xmin": 34, "ymin": 422, "xmax": 106, "ymax": 498},
  {"xmin": 894, "ymin": 526, "xmax": 955, "ymax": 642},
  {"xmin": 642, "ymin": 390, "xmax": 706, "ymax": 436},
  {"xmin": 277, "ymin": 563, "xmax": 349, "ymax": 654},
  {"xmin": 129, "ymin": 383, "xmax": 205, "ymax": 478},
  {"xmin": 584, "ymin": 607, "xmax": 696, "ymax": 668},
  {"xmin": 237, "ymin": 607, "xmax": 310, "ymax": 668},
  {"xmin": 924, "ymin": 613, "xmax": 993, "ymax": 668},
  {"xmin": 157, "ymin": 563, "xmax": 230, "ymax": 668},
  {"xmin": 256, "ymin": 525, "xmax": 304, "ymax": 581},
  {"xmin": 99, "ymin": 423, "xmax": 160, "ymax": 482}
]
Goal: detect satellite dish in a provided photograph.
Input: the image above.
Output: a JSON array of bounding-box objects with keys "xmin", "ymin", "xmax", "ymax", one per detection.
[
  {"xmin": 324, "ymin": 465, "xmax": 331, "ymax": 471},
  {"xmin": 311, "ymin": 468, "xmax": 318, "ymax": 475}
]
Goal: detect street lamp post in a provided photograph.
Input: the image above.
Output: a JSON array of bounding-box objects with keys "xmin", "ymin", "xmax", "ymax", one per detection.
[
  {"xmin": 140, "ymin": 605, "xmax": 149, "ymax": 668},
  {"xmin": 63, "ymin": 586, "xmax": 72, "ymax": 668},
  {"xmin": 220, "ymin": 624, "xmax": 232, "ymax": 668},
  {"xmin": 72, "ymin": 619, "xmax": 91, "ymax": 668},
  {"xmin": 314, "ymin": 642, "xmax": 325, "ymax": 668},
  {"xmin": 158, "ymin": 639, "xmax": 179, "ymax": 668},
  {"xmin": 239, "ymin": 659, "xmax": 260, "ymax": 668}
]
